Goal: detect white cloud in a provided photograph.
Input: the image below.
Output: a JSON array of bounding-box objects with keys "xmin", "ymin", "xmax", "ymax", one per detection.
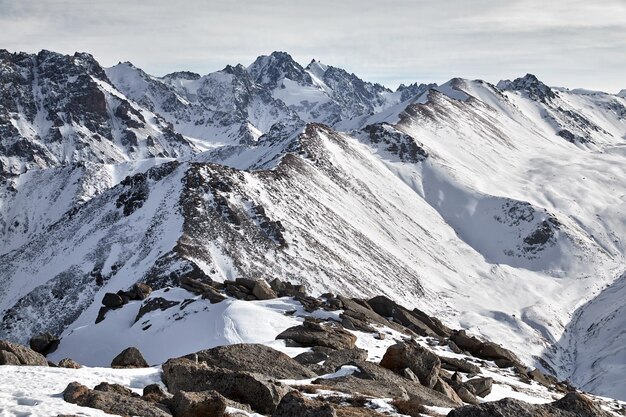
[{"xmin": 0, "ymin": 0, "xmax": 624, "ymax": 92}]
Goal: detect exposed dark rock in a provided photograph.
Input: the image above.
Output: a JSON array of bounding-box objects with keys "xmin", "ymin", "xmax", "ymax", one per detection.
[
  {"xmin": 447, "ymin": 391, "xmax": 612, "ymax": 417},
  {"xmin": 62, "ymin": 381, "xmax": 171, "ymax": 417},
  {"xmin": 379, "ymin": 341, "xmax": 441, "ymax": 388},
  {"xmin": 194, "ymin": 343, "xmax": 316, "ymax": 379},
  {"xmin": 111, "ymin": 347, "xmax": 149, "ymax": 368},
  {"xmin": 294, "ymin": 350, "xmax": 329, "ymax": 365},
  {"xmin": 440, "ymin": 356, "xmax": 481, "ymax": 374},
  {"xmin": 314, "ymin": 360, "xmax": 460, "ymax": 408},
  {"xmin": 273, "ymin": 391, "xmax": 337, "ymax": 417},
  {"xmin": 162, "ymin": 358, "xmax": 287, "ymax": 414},
  {"xmin": 450, "ymin": 330, "xmax": 522, "ymax": 367},
  {"xmin": 276, "ymin": 319, "xmax": 357, "ymax": 350},
  {"xmin": 464, "ymin": 377, "xmax": 493, "ymax": 398},
  {"xmin": 529, "ymin": 368, "xmax": 556, "ymax": 387},
  {"xmin": 0, "ymin": 340, "xmax": 48, "ymax": 366},
  {"xmin": 367, "ymin": 296, "xmax": 438, "ymax": 336},
  {"xmin": 102, "ymin": 292, "xmax": 124, "ymax": 308},
  {"xmin": 29, "ymin": 332, "xmax": 60, "ymax": 355},
  {"xmin": 434, "ymin": 377, "xmax": 463, "ymax": 404},
  {"xmin": 169, "ymin": 390, "xmax": 228, "ymax": 417},
  {"xmin": 135, "ymin": 297, "xmax": 180, "ymax": 323}
]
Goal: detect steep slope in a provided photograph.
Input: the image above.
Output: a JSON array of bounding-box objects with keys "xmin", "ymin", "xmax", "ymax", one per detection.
[{"xmin": 0, "ymin": 50, "xmax": 196, "ymax": 178}]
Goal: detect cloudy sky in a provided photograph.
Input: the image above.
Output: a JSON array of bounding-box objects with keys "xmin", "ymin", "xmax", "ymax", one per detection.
[{"xmin": 1, "ymin": 0, "xmax": 625, "ymax": 92}]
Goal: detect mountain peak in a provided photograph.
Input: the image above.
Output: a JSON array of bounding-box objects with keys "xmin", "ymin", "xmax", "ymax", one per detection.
[
  {"xmin": 497, "ymin": 73, "xmax": 555, "ymax": 102},
  {"xmin": 247, "ymin": 51, "xmax": 310, "ymax": 88},
  {"xmin": 618, "ymin": 89, "xmax": 626, "ymax": 98}
]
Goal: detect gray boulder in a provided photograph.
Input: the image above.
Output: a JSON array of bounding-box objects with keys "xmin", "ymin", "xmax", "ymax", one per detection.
[
  {"xmin": 169, "ymin": 390, "xmax": 228, "ymax": 417},
  {"xmin": 252, "ymin": 280, "xmax": 277, "ymax": 300},
  {"xmin": 314, "ymin": 360, "xmax": 460, "ymax": 408},
  {"xmin": 63, "ymin": 381, "xmax": 171, "ymax": 417},
  {"xmin": 379, "ymin": 341, "xmax": 441, "ymax": 388},
  {"xmin": 464, "ymin": 377, "xmax": 493, "ymax": 398},
  {"xmin": 162, "ymin": 358, "xmax": 288, "ymax": 414},
  {"xmin": 195, "ymin": 343, "xmax": 316, "ymax": 379},
  {"xmin": 447, "ymin": 392, "xmax": 612, "ymax": 417},
  {"xmin": 273, "ymin": 391, "xmax": 337, "ymax": 417},
  {"xmin": 276, "ymin": 319, "xmax": 356, "ymax": 350}
]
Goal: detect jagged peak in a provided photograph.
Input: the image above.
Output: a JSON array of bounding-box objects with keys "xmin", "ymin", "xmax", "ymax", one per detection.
[
  {"xmin": 247, "ymin": 51, "xmax": 309, "ymax": 88},
  {"xmin": 497, "ymin": 73, "xmax": 555, "ymax": 101},
  {"xmin": 618, "ymin": 89, "xmax": 626, "ymax": 98}
]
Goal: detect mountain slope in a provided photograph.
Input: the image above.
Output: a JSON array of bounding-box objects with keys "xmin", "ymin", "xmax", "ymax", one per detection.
[
  {"xmin": 0, "ymin": 49, "xmax": 625, "ymax": 402},
  {"xmin": 0, "ymin": 50, "xmax": 196, "ymax": 178}
]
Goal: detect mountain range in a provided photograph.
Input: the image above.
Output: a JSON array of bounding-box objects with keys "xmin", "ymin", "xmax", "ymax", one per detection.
[{"xmin": 0, "ymin": 49, "xmax": 625, "ymax": 402}]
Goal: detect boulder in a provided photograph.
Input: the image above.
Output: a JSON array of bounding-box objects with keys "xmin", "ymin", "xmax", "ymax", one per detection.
[
  {"xmin": 379, "ymin": 341, "xmax": 440, "ymax": 388},
  {"xmin": 58, "ymin": 358, "xmax": 82, "ymax": 369},
  {"xmin": 455, "ymin": 385, "xmax": 479, "ymax": 405},
  {"xmin": 314, "ymin": 360, "xmax": 460, "ymax": 408},
  {"xmin": 252, "ymin": 280, "xmax": 278, "ymax": 300},
  {"xmin": 170, "ymin": 390, "xmax": 228, "ymax": 417},
  {"xmin": 235, "ymin": 277, "xmax": 257, "ymax": 290},
  {"xmin": 315, "ymin": 347, "xmax": 368, "ymax": 374},
  {"xmin": 273, "ymin": 391, "xmax": 337, "ymax": 417},
  {"xmin": 294, "ymin": 350, "xmax": 329, "ymax": 365},
  {"xmin": 29, "ymin": 332, "xmax": 60, "ymax": 355},
  {"xmin": 162, "ymin": 358, "xmax": 287, "ymax": 414},
  {"xmin": 479, "ymin": 341, "xmax": 521, "ymax": 365},
  {"xmin": 440, "ymin": 356, "xmax": 481, "ymax": 374},
  {"xmin": 464, "ymin": 377, "xmax": 493, "ymax": 398},
  {"xmin": 194, "ymin": 343, "xmax": 316, "ymax": 379},
  {"xmin": 434, "ymin": 377, "xmax": 463, "ymax": 404},
  {"xmin": 201, "ymin": 287, "xmax": 227, "ymax": 304},
  {"xmin": 143, "ymin": 384, "xmax": 170, "ymax": 404},
  {"xmin": 130, "ymin": 283, "xmax": 152, "ymax": 300},
  {"xmin": 62, "ymin": 381, "xmax": 171, "ymax": 417},
  {"xmin": 0, "ymin": 340, "xmax": 48, "ymax": 366},
  {"xmin": 102, "ymin": 292, "xmax": 124, "ymax": 308},
  {"xmin": 448, "ymin": 392, "xmax": 612, "ymax": 417},
  {"xmin": 111, "ymin": 347, "xmax": 149, "ymax": 368},
  {"xmin": 367, "ymin": 296, "xmax": 439, "ymax": 336},
  {"xmin": 450, "ymin": 330, "xmax": 483, "ymax": 353},
  {"xmin": 276, "ymin": 319, "xmax": 356, "ymax": 350},
  {"xmin": 94, "ymin": 382, "xmax": 139, "ymax": 397}
]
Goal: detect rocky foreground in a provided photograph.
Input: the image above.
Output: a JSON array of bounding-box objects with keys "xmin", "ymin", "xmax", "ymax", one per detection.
[{"xmin": 1, "ymin": 278, "xmax": 625, "ymax": 416}]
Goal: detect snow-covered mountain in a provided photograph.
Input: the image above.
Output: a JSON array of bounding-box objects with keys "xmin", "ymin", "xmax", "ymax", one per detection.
[
  {"xmin": 1, "ymin": 49, "xmax": 625, "ymax": 403},
  {"xmin": 0, "ymin": 50, "xmax": 197, "ymax": 178}
]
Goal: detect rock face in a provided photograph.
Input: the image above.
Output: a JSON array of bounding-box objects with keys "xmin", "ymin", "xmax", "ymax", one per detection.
[
  {"xmin": 273, "ymin": 391, "xmax": 337, "ymax": 417},
  {"xmin": 63, "ymin": 381, "xmax": 171, "ymax": 417},
  {"xmin": 194, "ymin": 343, "xmax": 316, "ymax": 379},
  {"xmin": 0, "ymin": 340, "xmax": 48, "ymax": 366},
  {"xmin": 448, "ymin": 392, "xmax": 613, "ymax": 417},
  {"xmin": 379, "ymin": 341, "xmax": 441, "ymax": 388},
  {"xmin": 162, "ymin": 358, "xmax": 287, "ymax": 414},
  {"xmin": 276, "ymin": 319, "xmax": 357, "ymax": 350},
  {"xmin": 111, "ymin": 347, "xmax": 149, "ymax": 368}
]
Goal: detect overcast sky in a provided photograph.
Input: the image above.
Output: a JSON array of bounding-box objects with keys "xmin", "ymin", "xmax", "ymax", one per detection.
[{"xmin": 1, "ymin": 0, "xmax": 625, "ymax": 92}]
